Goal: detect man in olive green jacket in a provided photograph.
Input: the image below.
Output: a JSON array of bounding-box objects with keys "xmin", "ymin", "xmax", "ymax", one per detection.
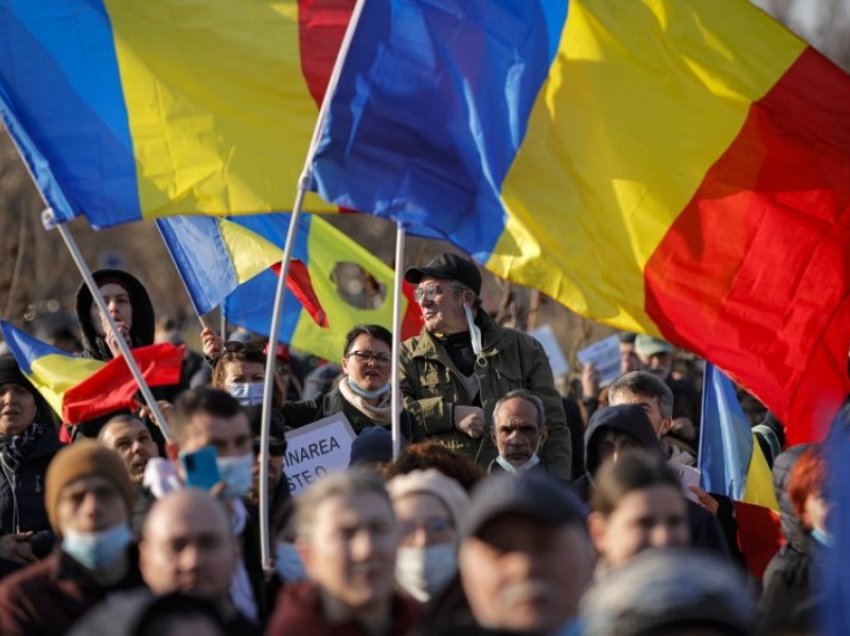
[{"xmin": 400, "ymin": 254, "xmax": 572, "ymax": 480}]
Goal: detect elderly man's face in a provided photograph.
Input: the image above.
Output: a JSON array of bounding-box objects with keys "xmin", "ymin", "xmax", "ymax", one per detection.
[
  {"xmin": 140, "ymin": 494, "xmax": 238, "ymax": 601},
  {"xmin": 100, "ymin": 418, "xmax": 159, "ymax": 483},
  {"xmin": 492, "ymin": 397, "xmax": 547, "ymax": 468},
  {"xmin": 0, "ymin": 383, "xmax": 36, "ymax": 437},
  {"xmin": 460, "ymin": 513, "xmax": 594, "ymax": 633},
  {"xmin": 56, "ymin": 475, "xmax": 127, "ymax": 534},
  {"xmin": 414, "ymin": 276, "xmax": 471, "ymax": 335},
  {"xmin": 299, "ymin": 491, "xmax": 399, "ymax": 613}
]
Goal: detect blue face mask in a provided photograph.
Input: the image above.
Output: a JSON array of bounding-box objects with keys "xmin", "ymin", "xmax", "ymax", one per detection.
[
  {"xmin": 275, "ymin": 542, "xmax": 307, "ymax": 583},
  {"xmin": 811, "ymin": 527, "xmax": 834, "ymax": 547},
  {"xmin": 62, "ymin": 523, "xmax": 133, "ymax": 571},
  {"xmin": 347, "ymin": 376, "xmax": 390, "ymax": 400},
  {"xmin": 216, "ymin": 453, "xmax": 254, "ymax": 499},
  {"xmin": 227, "ymin": 382, "xmax": 265, "ymax": 407}
]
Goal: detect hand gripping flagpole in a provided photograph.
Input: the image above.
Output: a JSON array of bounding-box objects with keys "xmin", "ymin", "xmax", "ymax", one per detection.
[
  {"xmin": 258, "ymin": 0, "xmax": 368, "ymax": 574},
  {"xmin": 391, "ymin": 222, "xmax": 407, "ymax": 460},
  {"xmin": 46, "ymin": 211, "xmax": 172, "ymax": 440}
]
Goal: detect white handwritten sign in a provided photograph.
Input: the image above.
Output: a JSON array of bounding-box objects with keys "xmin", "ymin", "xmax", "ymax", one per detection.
[
  {"xmin": 667, "ymin": 461, "xmax": 701, "ymax": 503},
  {"xmin": 284, "ymin": 412, "xmax": 357, "ymax": 495},
  {"xmin": 577, "ymin": 335, "xmax": 621, "ymax": 387}
]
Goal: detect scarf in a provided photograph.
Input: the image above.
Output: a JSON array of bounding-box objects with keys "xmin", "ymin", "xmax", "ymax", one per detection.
[
  {"xmin": 338, "ymin": 376, "xmax": 396, "ymax": 425},
  {"xmin": 0, "ymin": 420, "xmax": 43, "ymax": 473}
]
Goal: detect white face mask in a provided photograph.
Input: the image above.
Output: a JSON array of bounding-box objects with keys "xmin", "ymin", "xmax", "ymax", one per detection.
[
  {"xmin": 227, "ymin": 382, "xmax": 265, "ymax": 406},
  {"xmin": 395, "ymin": 544, "xmax": 457, "ymax": 603},
  {"xmin": 495, "ymin": 439, "xmax": 543, "ymax": 474},
  {"xmin": 275, "ymin": 542, "xmax": 307, "ymax": 583}
]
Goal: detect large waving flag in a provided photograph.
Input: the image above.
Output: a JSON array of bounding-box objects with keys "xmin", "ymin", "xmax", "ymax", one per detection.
[
  {"xmin": 0, "ymin": 321, "xmax": 183, "ymax": 423},
  {"xmin": 0, "ymin": 0, "xmax": 356, "ymax": 228},
  {"xmin": 309, "ymin": 0, "xmax": 850, "ymax": 443},
  {"xmin": 222, "ymin": 214, "xmax": 423, "ymax": 361},
  {"xmin": 157, "ymin": 216, "xmax": 327, "ymax": 327},
  {"xmin": 699, "ymin": 362, "xmax": 781, "ymax": 577}
]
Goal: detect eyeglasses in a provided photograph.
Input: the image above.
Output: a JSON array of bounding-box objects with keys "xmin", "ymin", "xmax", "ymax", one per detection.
[
  {"xmin": 345, "ymin": 350, "xmax": 393, "ymax": 367},
  {"xmin": 398, "ymin": 517, "xmax": 455, "ymax": 540},
  {"xmin": 413, "ymin": 283, "xmax": 466, "ymax": 303}
]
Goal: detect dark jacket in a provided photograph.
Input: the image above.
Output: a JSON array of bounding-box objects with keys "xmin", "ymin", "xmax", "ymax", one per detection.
[
  {"xmin": 267, "ymin": 581, "xmax": 422, "ymax": 636},
  {"xmin": 283, "ymin": 387, "xmax": 420, "ymax": 441},
  {"xmin": 760, "ymin": 445, "xmax": 819, "ymax": 633},
  {"xmin": 0, "ymin": 423, "xmax": 62, "ymax": 556},
  {"xmin": 400, "ymin": 311, "xmax": 571, "ymax": 479},
  {"xmin": 578, "ymin": 405, "xmax": 729, "ymax": 556},
  {"xmin": 0, "ymin": 547, "xmax": 145, "ymax": 636}
]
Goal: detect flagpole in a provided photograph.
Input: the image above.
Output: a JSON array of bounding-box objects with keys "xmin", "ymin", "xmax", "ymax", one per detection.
[
  {"xmin": 49, "ymin": 214, "xmax": 172, "ymax": 440},
  {"xmin": 390, "ymin": 221, "xmax": 406, "ymax": 459},
  {"xmin": 257, "ymin": 0, "xmax": 368, "ymax": 574}
]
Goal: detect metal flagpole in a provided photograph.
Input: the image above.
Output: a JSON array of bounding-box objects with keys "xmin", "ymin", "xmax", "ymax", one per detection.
[
  {"xmin": 257, "ymin": 0, "xmax": 368, "ymax": 573},
  {"xmin": 390, "ymin": 222, "xmax": 406, "ymax": 459},
  {"xmin": 49, "ymin": 213, "xmax": 173, "ymax": 440}
]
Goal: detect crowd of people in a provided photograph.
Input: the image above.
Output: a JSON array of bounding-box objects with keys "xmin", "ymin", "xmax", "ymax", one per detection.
[{"xmin": 0, "ymin": 252, "xmax": 844, "ymax": 635}]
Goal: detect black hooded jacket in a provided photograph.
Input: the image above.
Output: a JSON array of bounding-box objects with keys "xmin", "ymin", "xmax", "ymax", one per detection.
[
  {"xmin": 75, "ymin": 269, "xmax": 156, "ymax": 361},
  {"xmin": 760, "ymin": 444, "xmax": 820, "ymax": 633},
  {"xmin": 578, "ymin": 404, "xmax": 729, "ymax": 556}
]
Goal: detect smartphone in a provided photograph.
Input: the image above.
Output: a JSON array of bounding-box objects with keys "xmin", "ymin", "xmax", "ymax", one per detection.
[{"xmin": 180, "ymin": 446, "xmax": 221, "ymax": 490}]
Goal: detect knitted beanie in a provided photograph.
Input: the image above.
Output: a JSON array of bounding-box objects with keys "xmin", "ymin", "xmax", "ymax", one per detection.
[
  {"xmin": 387, "ymin": 469, "xmax": 470, "ymax": 529},
  {"xmin": 45, "ymin": 440, "xmax": 135, "ymax": 532}
]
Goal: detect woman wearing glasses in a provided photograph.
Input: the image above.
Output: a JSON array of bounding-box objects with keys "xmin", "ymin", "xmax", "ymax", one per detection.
[{"xmin": 284, "ymin": 325, "xmax": 418, "ymax": 440}]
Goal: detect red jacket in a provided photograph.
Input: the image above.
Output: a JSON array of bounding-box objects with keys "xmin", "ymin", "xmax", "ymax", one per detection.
[
  {"xmin": 0, "ymin": 548, "xmax": 144, "ymax": 636},
  {"xmin": 267, "ymin": 582, "xmax": 422, "ymax": 636}
]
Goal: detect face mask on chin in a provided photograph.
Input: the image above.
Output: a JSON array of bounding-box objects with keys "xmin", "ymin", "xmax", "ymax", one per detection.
[
  {"xmin": 395, "ymin": 544, "xmax": 457, "ymax": 603},
  {"xmin": 347, "ymin": 376, "xmax": 390, "ymax": 400},
  {"xmin": 62, "ymin": 522, "xmax": 133, "ymax": 571},
  {"xmin": 216, "ymin": 453, "xmax": 254, "ymax": 499},
  {"xmin": 495, "ymin": 439, "xmax": 543, "ymax": 474}
]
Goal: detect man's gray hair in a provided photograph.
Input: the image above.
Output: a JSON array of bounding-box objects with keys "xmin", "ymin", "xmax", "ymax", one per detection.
[
  {"xmin": 296, "ymin": 467, "xmax": 393, "ymax": 540},
  {"xmin": 492, "ymin": 389, "xmax": 546, "ymax": 429},
  {"xmin": 608, "ymin": 371, "xmax": 674, "ymax": 419}
]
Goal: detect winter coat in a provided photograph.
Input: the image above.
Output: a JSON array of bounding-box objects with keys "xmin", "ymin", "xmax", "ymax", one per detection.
[
  {"xmin": 578, "ymin": 405, "xmax": 730, "ymax": 556},
  {"xmin": 760, "ymin": 444, "xmax": 819, "ymax": 633},
  {"xmin": 283, "ymin": 387, "xmax": 421, "ymax": 441},
  {"xmin": 400, "ymin": 311, "xmax": 571, "ymax": 480},
  {"xmin": 0, "ymin": 423, "xmax": 62, "ymax": 555},
  {"xmin": 0, "ymin": 547, "xmax": 144, "ymax": 636},
  {"xmin": 267, "ymin": 581, "xmax": 422, "ymax": 636}
]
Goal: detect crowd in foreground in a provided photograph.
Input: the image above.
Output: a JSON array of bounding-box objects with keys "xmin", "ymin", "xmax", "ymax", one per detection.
[{"xmin": 0, "ymin": 252, "xmax": 845, "ymax": 635}]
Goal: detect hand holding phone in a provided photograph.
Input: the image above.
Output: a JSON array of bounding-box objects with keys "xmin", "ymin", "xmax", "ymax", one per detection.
[{"xmin": 180, "ymin": 446, "xmax": 221, "ymax": 491}]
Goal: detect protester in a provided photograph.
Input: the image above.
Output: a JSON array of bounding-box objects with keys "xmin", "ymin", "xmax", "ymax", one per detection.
[
  {"xmin": 285, "ymin": 325, "xmax": 418, "ymax": 440},
  {"xmin": 0, "ymin": 441, "xmax": 142, "ymax": 635},
  {"xmin": 761, "ymin": 446, "xmax": 827, "ymax": 634},
  {"xmin": 244, "ymin": 406, "xmax": 289, "ymax": 519},
  {"xmin": 400, "ymin": 253, "xmax": 571, "ymax": 479},
  {"xmin": 349, "ymin": 425, "xmax": 395, "ymax": 470},
  {"xmin": 266, "ymin": 468, "xmax": 422, "ymax": 635},
  {"xmin": 383, "ymin": 441, "xmax": 486, "ymax": 492},
  {"xmin": 487, "ymin": 389, "xmax": 558, "ymax": 478},
  {"xmin": 579, "ymin": 405, "xmax": 729, "ymax": 555},
  {"xmin": 607, "ymin": 370, "xmax": 695, "ymax": 466},
  {"xmin": 387, "ymin": 469, "xmax": 469, "ymax": 603},
  {"xmin": 0, "ymin": 354, "xmax": 62, "ymax": 561},
  {"xmin": 138, "ymin": 489, "xmax": 260, "ymax": 635},
  {"xmin": 588, "ymin": 451, "xmax": 689, "ymax": 571},
  {"xmin": 210, "ymin": 342, "xmax": 286, "ymax": 410},
  {"xmin": 440, "ymin": 471, "xmax": 594, "ymax": 635},
  {"xmin": 145, "ymin": 388, "xmax": 265, "ymax": 626},
  {"xmin": 633, "ymin": 335, "xmax": 699, "ymax": 425},
  {"xmin": 580, "ymin": 549, "xmax": 757, "ymax": 636}
]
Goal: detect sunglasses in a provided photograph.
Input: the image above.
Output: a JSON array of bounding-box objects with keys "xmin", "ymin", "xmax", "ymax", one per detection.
[
  {"xmin": 413, "ymin": 283, "xmax": 466, "ymax": 303},
  {"xmin": 222, "ymin": 341, "xmax": 266, "ymax": 362}
]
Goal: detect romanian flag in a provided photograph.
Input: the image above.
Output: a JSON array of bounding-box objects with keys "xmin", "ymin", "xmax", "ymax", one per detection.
[
  {"xmin": 0, "ymin": 320, "xmax": 183, "ymax": 423},
  {"xmin": 310, "ymin": 0, "xmax": 850, "ymax": 443},
  {"xmin": 0, "ymin": 0, "xmax": 354, "ymax": 228},
  {"xmin": 222, "ymin": 214, "xmax": 423, "ymax": 361},
  {"xmin": 157, "ymin": 216, "xmax": 327, "ymax": 327},
  {"xmin": 699, "ymin": 362, "xmax": 781, "ymax": 577}
]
